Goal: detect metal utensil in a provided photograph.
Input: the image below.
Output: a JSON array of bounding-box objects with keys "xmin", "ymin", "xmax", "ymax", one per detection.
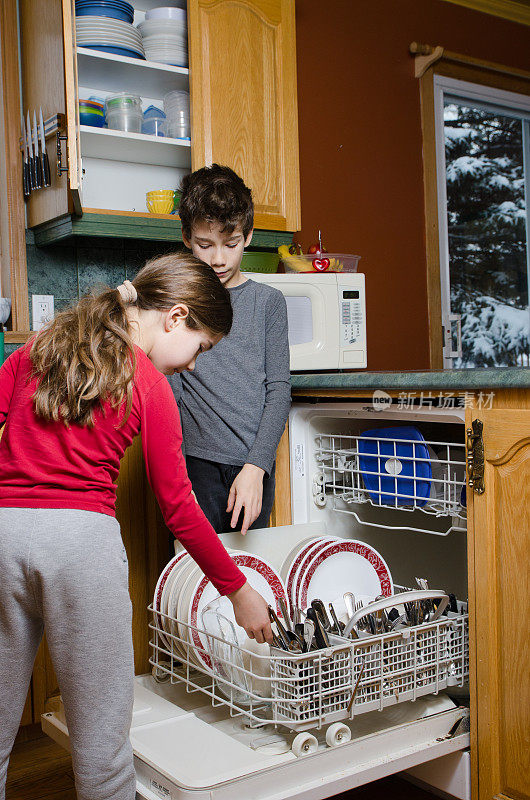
[
  {"xmin": 32, "ymin": 110, "xmax": 43, "ymax": 189},
  {"xmin": 311, "ymin": 598, "xmax": 331, "ymax": 631},
  {"xmin": 343, "ymin": 592, "xmax": 356, "ymax": 620},
  {"xmin": 303, "ymin": 619, "xmax": 315, "ymax": 652},
  {"xmin": 328, "ymin": 602, "xmax": 343, "ymax": 635},
  {"xmin": 21, "ymin": 116, "xmax": 31, "ymax": 199},
  {"xmin": 306, "ymin": 607, "xmax": 330, "ymax": 649},
  {"xmin": 26, "ymin": 111, "xmax": 36, "ymax": 190},
  {"xmin": 267, "ymin": 605, "xmax": 291, "ymax": 650},
  {"xmin": 39, "ymin": 108, "xmax": 51, "ymax": 187},
  {"xmin": 347, "ymin": 659, "xmax": 365, "ymax": 714},
  {"xmin": 278, "ymin": 597, "xmax": 293, "ymax": 632}
]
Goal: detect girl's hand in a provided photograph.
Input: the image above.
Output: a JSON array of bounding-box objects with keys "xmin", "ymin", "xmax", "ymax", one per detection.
[
  {"xmin": 227, "ymin": 581, "xmax": 273, "ymax": 644},
  {"xmin": 227, "ymin": 463, "xmax": 265, "ymax": 535}
]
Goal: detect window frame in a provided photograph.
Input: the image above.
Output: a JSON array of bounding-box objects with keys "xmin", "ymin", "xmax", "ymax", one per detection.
[
  {"xmin": 418, "ymin": 59, "xmax": 530, "ymax": 368},
  {"xmin": 433, "ymin": 74, "xmax": 530, "ymax": 367}
]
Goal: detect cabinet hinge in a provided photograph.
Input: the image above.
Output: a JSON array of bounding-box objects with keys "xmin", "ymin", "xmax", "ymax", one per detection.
[{"xmin": 466, "ymin": 419, "xmax": 485, "ymax": 495}]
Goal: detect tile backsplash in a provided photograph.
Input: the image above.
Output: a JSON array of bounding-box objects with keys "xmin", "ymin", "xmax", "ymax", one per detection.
[{"xmin": 26, "ymin": 230, "xmax": 180, "ymax": 318}]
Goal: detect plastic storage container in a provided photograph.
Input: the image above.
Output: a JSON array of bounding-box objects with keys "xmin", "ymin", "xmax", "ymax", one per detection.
[
  {"xmin": 283, "ymin": 253, "xmax": 361, "ymax": 273},
  {"xmin": 142, "ymin": 106, "xmax": 167, "ymax": 137},
  {"xmin": 105, "ymin": 93, "xmax": 142, "ymax": 133}
]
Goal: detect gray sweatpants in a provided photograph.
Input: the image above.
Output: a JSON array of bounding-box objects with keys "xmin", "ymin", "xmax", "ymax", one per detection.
[{"xmin": 0, "ymin": 508, "xmax": 136, "ymax": 800}]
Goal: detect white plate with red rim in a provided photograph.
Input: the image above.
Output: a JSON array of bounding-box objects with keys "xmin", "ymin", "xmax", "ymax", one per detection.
[
  {"xmin": 166, "ymin": 558, "xmax": 198, "ymax": 657},
  {"xmin": 290, "ymin": 536, "xmax": 341, "ymax": 610},
  {"xmin": 280, "ymin": 536, "xmax": 328, "ymax": 607},
  {"xmin": 297, "ymin": 539, "xmax": 393, "ymax": 611},
  {"xmin": 153, "ymin": 551, "xmax": 188, "ymax": 649},
  {"xmin": 283, "ymin": 536, "xmax": 337, "ymax": 611},
  {"xmin": 188, "ymin": 551, "xmax": 287, "ymax": 671}
]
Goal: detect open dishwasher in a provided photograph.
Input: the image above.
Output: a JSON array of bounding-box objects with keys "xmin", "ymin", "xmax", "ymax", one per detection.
[{"xmin": 42, "ymin": 399, "xmax": 472, "ymax": 800}]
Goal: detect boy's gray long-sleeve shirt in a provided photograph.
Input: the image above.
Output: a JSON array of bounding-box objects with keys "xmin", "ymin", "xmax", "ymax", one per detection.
[{"xmin": 168, "ymin": 278, "xmax": 291, "ymax": 476}]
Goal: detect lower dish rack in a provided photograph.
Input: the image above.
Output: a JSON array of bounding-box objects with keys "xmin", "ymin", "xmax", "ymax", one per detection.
[{"xmin": 148, "ymin": 603, "xmax": 469, "ymax": 737}]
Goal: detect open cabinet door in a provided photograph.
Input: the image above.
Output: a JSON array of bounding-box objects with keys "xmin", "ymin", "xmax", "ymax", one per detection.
[
  {"xmin": 19, "ymin": 0, "xmax": 81, "ymax": 229},
  {"xmin": 187, "ymin": 0, "xmax": 300, "ymax": 232},
  {"xmin": 467, "ymin": 404, "xmax": 530, "ymax": 800}
]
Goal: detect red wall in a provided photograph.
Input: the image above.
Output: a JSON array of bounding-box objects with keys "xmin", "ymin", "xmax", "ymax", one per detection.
[{"xmin": 294, "ymin": 0, "xmax": 530, "ymax": 371}]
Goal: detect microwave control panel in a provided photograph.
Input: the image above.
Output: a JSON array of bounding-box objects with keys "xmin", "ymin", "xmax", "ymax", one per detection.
[{"xmin": 339, "ymin": 286, "xmax": 365, "ymax": 346}]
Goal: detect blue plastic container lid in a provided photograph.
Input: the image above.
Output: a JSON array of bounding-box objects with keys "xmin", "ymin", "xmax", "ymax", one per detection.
[
  {"xmin": 358, "ymin": 426, "xmax": 432, "ymax": 508},
  {"xmin": 143, "ymin": 105, "xmax": 166, "ymax": 119}
]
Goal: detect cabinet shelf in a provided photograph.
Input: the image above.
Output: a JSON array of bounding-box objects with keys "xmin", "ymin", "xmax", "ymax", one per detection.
[
  {"xmin": 80, "ymin": 125, "xmax": 191, "ymax": 168},
  {"xmin": 77, "ymin": 47, "xmax": 189, "ymax": 99}
]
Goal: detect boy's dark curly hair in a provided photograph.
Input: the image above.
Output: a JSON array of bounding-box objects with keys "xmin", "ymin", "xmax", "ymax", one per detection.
[{"xmin": 179, "ymin": 164, "xmax": 254, "ymax": 239}]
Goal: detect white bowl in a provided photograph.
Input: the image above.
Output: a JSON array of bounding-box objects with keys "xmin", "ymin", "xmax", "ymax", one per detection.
[
  {"xmin": 145, "ymin": 6, "xmax": 187, "ymax": 21},
  {"xmin": 138, "ymin": 18, "xmax": 186, "ymax": 35}
]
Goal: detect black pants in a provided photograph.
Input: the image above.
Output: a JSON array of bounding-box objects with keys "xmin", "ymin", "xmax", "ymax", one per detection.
[{"xmin": 185, "ymin": 455, "xmax": 276, "ymax": 534}]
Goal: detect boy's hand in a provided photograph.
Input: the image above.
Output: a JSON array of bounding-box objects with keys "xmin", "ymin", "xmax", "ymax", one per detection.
[{"xmin": 227, "ymin": 463, "xmax": 265, "ymax": 535}]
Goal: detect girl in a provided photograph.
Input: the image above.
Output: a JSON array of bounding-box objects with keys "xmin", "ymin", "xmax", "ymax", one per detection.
[{"xmin": 0, "ymin": 253, "xmax": 272, "ymax": 800}]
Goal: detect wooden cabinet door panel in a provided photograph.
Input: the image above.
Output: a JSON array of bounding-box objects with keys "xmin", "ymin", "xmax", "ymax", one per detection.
[
  {"xmin": 188, "ymin": 0, "xmax": 300, "ymax": 231},
  {"xmin": 469, "ymin": 408, "xmax": 530, "ymax": 800},
  {"xmin": 19, "ymin": 0, "xmax": 81, "ymax": 228}
]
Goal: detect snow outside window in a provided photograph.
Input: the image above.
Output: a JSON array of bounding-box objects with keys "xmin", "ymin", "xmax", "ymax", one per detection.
[{"xmin": 434, "ymin": 76, "xmax": 530, "ymax": 368}]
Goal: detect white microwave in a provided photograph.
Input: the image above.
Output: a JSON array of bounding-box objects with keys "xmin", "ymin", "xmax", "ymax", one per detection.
[{"xmin": 243, "ymin": 272, "xmax": 367, "ymax": 371}]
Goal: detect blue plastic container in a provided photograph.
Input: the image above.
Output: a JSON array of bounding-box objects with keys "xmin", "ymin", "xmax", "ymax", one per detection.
[{"xmin": 358, "ymin": 426, "xmax": 432, "ymax": 508}]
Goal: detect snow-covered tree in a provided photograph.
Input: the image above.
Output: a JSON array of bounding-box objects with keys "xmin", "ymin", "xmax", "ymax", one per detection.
[{"xmin": 444, "ymin": 103, "xmax": 529, "ymax": 367}]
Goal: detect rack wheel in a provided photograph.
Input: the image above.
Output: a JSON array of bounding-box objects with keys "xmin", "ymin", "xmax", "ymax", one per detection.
[
  {"xmin": 151, "ymin": 663, "xmax": 170, "ymax": 683},
  {"xmin": 292, "ymin": 732, "xmax": 318, "ymax": 757},
  {"xmin": 325, "ymin": 723, "xmax": 351, "ymax": 747}
]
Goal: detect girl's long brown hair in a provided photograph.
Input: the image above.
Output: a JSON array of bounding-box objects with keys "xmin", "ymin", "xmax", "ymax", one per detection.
[{"xmin": 30, "ymin": 252, "xmax": 232, "ymax": 427}]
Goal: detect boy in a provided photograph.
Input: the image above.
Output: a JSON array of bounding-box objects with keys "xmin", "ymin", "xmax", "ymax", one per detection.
[{"xmin": 169, "ymin": 164, "xmax": 291, "ymax": 535}]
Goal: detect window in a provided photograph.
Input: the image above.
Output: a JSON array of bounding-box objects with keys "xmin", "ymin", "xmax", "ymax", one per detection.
[{"xmin": 434, "ymin": 76, "xmax": 530, "ymax": 368}]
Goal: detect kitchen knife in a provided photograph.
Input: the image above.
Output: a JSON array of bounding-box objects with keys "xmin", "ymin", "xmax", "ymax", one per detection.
[
  {"xmin": 26, "ymin": 111, "xmax": 36, "ymax": 190},
  {"xmin": 33, "ymin": 110, "xmax": 43, "ymax": 189},
  {"xmin": 39, "ymin": 108, "xmax": 51, "ymax": 187},
  {"xmin": 21, "ymin": 115, "xmax": 31, "ymax": 199}
]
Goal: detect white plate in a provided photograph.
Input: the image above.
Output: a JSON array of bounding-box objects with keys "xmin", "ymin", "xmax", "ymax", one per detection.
[
  {"xmin": 188, "ymin": 551, "xmax": 287, "ymax": 670},
  {"xmin": 139, "ymin": 20, "xmax": 187, "ymax": 35},
  {"xmin": 166, "ymin": 559, "xmax": 198, "ymax": 657},
  {"xmin": 176, "ymin": 564, "xmax": 204, "ymax": 666},
  {"xmin": 153, "ymin": 552, "xmax": 189, "ymax": 650},
  {"xmin": 76, "ymin": 16, "xmax": 139, "ymax": 30},
  {"xmin": 283, "ymin": 536, "xmax": 330, "ymax": 608},
  {"xmin": 298, "ymin": 539, "xmax": 393, "ymax": 610},
  {"xmin": 76, "ymin": 27, "xmax": 142, "ymax": 41},
  {"xmin": 290, "ymin": 536, "xmax": 340, "ymax": 609}
]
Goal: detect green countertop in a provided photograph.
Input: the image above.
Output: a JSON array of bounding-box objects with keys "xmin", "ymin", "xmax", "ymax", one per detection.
[{"xmin": 291, "ymin": 368, "xmax": 530, "ymax": 391}]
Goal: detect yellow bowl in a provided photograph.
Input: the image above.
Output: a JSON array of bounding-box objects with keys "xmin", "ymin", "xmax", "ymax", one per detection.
[
  {"xmin": 147, "ymin": 198, "xmax": 175, "ymax": 214},
  {"xmin": 146, "ymin": 189, "xmax": 174, "ymax": 198}
]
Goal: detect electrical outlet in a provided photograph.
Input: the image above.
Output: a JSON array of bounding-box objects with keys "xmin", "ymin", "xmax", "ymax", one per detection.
[{"xmin": 32, "ymin": 295, "xmax": 54, "ymax": 331}]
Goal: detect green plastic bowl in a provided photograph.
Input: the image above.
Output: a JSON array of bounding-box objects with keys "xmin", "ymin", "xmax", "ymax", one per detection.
[{"xmin": 241, "ymin": 252, "xmax": 280, "ymax": 273}]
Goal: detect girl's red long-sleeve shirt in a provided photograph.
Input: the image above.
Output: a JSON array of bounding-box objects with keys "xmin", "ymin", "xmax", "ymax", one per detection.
[{"xmin": 0, "ymin": 344, "xmax": 246, "ymax": 596}]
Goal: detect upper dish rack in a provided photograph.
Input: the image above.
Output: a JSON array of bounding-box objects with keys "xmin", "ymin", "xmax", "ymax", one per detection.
[{"xmin": 313, "ymin": 430, "xmax": 467, "ymax": 535}]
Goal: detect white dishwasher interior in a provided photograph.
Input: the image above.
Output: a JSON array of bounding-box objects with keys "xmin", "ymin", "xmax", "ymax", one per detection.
[{"xmin": 42, "ymin": 399, "xmax": 472, "ymax": 800}]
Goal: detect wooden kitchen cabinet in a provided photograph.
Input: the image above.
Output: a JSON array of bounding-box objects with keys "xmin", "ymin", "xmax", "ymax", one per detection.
[
  {"xmin": 18, "ymin": 0, "xmax": 300, "ymax": 241},
  {"xmin": 282, "ymin": 386, "xmax": 530, "ymax": 800},
  {"xmin": 187, "ymin": 0, "xmax": 300, "ymax": 232}
]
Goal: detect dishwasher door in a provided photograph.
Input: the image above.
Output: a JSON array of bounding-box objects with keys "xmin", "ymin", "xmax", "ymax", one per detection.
[{"xmin": 42, "ymin": 675, "xmax": 469, "ymax": 800}]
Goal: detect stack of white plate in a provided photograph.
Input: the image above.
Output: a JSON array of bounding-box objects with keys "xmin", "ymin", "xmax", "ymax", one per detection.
[
  {"xmin": 153, "ymin": 548, "xmax": 287, "ymax": 674},
  {"xmin": 76, "ymin": 15, "xmax": 145, "ymax": 58},
  {"xmin": 280, "ymin": 535, "xmax": 393, "ymax": 619},
  {"xmin": 138, "ymin": 10, "xmax": 188, "ymax": 67}
]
